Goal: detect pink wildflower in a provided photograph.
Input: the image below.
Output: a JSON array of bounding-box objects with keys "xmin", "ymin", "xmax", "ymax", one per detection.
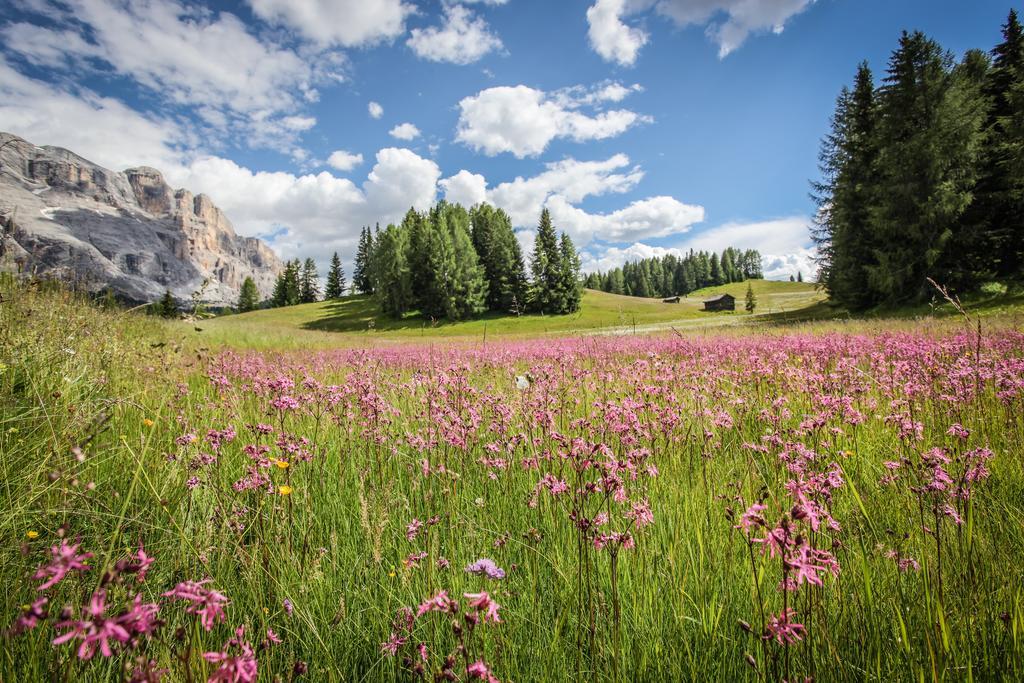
[
  {"xmin": 204, "ymin": 627, "xmax": 257, "ymax": 683},
  {"xmin": 765, "ymin": 608, "xmax": 806, "ymax": 645},
  {"xmin": 35, "ymin": 540, "xmax": 93, "ymax": 590},
  {"xmin": 52, "ymin": 590, "xmax": 131, "ymax": 660},
  {"xmin": 162, "ymin": 580, "xmax": 228, "ymax": 631},
  {"xmin": 467, "ymin": 660, "xmax": 500, "ymax": 682},
  {"xmin": 464, "ymin": 592, "xmax": 502, "ymax": 624},
  {"xmin": 416, "ymin": 591, "xmax": 456, "ymax": 617}
]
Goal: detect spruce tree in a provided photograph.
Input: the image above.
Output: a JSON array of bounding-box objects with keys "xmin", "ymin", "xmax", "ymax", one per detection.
[
  {"xmin": 325, "ymin": 252, "xmax": 346, "ymax": 299},
  {"xmin": 710, "ymin": 253, "xmax": 724, "ymax": 285},
  {"xmin": 374, "ymin": 224, "xmax": 413, "ymax": 318},
  {"xmin": 157, "ymin": 289, "xmax": 177, "ymax": 318},
  {"xmin": 300, "ymin": 258, "xmax": 320, "ymax": 303},
  {"xmin": 353, "ymin": 227, "xmax": 375, "ymax": 294},
  {"xmin": 867, "ymin": 31, "xmax": 986, "ymax": 304},
  {"xmin": 745, "ymin": 282, "xmax": 757, "ymax": 313},
  {"xmin": 446, "ymin": 203, "xmax": 488, "ymax": 319},
  {"xmin": 471, "ymin": 204, "xmax": 527, "ymax": 312},
  {"xmin": 971, "ymin": 9, "xmax": 1024, "ymax": 278},
  {"xmin": 419, "ymin": 204, "xmax": 457, "ymax": 320},
  {"xmin": 529, "ymin": 209, "xmax": 563, "ymax": 314},
  {"xmin": 238, "ymin": 277, "xmax": 259, "ymax": 312},
  {"xmin": 558, "ymin": 232, "xmax": 582, "ymax": 313}
]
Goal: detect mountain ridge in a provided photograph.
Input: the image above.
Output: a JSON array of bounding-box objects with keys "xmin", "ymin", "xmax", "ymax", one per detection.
[{"xmin": 0, "ymin": 133, "xmax": 283, "ymax": 306}]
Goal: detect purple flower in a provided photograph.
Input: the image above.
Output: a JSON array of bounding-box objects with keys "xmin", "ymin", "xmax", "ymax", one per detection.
[
  {"xmin": 464, "ymin": 558, "xmax": 505, "ymax": 580},
  {"xmin": 162, "ymin": 580, "xmax": 228, "ymax": 631},
  {"xmin": 52, "ymin": 590, "xmax": 131, "ymax": 660},
  {"xmin": 204, "ymin": 627, "xmax": 257, "ymax": 683},
  {"xmin": 34, "ymin": 540, "xmax": 93, "ymax": 590}
]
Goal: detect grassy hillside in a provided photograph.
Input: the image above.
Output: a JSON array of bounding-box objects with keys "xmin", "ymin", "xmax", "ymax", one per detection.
[{"xmin": 196, "ymin": 280, "xmax": 826, "ymax": 349}]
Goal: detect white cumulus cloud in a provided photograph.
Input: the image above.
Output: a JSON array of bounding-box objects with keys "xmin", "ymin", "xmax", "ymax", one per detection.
[
  {"xmin": 389, "ymin": 122, "xmax": 421, "ymax": 140},
  {"xmin": 326, "ymin": 150, "xmax": 364, "ymax": 171},
  {"xmin": 246, "ymin": 0, "xmax": 414, "ymax": 47},
  {"xmin": 407, "ymin": 4, "xmax": 504, "ymax": 65},
  {"xmin": 368, "ymin": 101, "xmax": 384, "ymax": 119},
  {"xmin": 586, "ymin": 0, "xmax": 648, "ymax": 67},
  {"xmin": 456, "ymin": 83, "xmax": 650, "ymax": 158},
  {"xmin": 441, "ymin": 154, "xmax": 703, "ymax": 247},
  {"xmin": 586, "ymin": 0, "xmax": 816, "ymax": 63},
  {"xmin": 0, "ymin": 0, "xmax": 344, "ymax": 151}
]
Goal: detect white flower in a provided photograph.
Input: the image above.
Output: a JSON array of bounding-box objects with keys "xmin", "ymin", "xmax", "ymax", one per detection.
[{"xmin": 515, "ymin": 375, "xmax": 530, "ymax": 390}]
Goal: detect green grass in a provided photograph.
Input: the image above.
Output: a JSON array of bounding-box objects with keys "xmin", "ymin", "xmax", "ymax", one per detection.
[
  {"xmin": 196, "ymin": 281, "xmax": 826, "ymax": 349},
  {"xmin": 4, "ymin": 278, "xmax": 1024, "ymax": 681}
]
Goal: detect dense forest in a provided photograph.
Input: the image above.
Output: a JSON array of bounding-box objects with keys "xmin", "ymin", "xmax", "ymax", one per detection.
[
  {"xmin": 584, "ymin": 247, "xmax": 764, "ymax": 299},
  {"xmin": 270, "ymin": 203, "xmax": 582, "ymax": 320},
  {"xmin": 814, "ymin": 9, "xmax": 1024, "ymax": 310}
]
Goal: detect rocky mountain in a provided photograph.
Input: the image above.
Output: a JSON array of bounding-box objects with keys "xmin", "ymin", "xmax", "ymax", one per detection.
[{"xmin": 0, "ymin": 133, "xmax": 283, "ymax": 307}]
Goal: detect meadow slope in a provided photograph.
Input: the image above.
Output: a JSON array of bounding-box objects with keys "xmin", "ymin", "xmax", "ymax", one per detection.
[
  {"xmin": 196, "ymin": 281, "xmax": 826, "ymax": 349},
  {"xmin": 2, "ymin": 280, "xmax": 1024, "ymax": 682}
]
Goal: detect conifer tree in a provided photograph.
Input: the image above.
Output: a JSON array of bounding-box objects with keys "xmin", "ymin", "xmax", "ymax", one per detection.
[
  {"xmin": 353, "ymin": 227, "xmax": 375, "ymax": 294},
  {"xmin": 529, "ymin": 209, "xmax": 563, "ymax": 314},
  {"xmin": 419, "ymin": 204, "xmax": 458, "ymax": 320},
  {"xmin": 300, "ymin": 258, "xmax": 320, "ymax": 303},
  {"xmin": 558, "ymin": 232, "xmax": 582, "ymax": 313},
  {"xmin": 374, "ymin": 224, "xmax": 413, "ymax": 318},
  {"xmin": 157, "ymin": 289, "xmax": 177, "ymax": 318},
  {"xmin": 238, "ymin": 277, "xmax": 259, "ymax": 312},
  {"xmin": 866, "ymin": 31, "xmax": 986, "ymax": 304},
  {"xmin": 324, "ymin": 252, "xmax": 346, "ymax": 299},
  {"xmin": 745, "ymin": 282, "xmax": 757, "ymax": 313},
  {"xmin": 471, "ymin": 204, "xmax": 527, "ymax": 312},
  {"xmin": 272, "ymin": 260, "xmax": 301, "ymax": 307},
  {"xmin": 446, "ymin": 203, "xmax": 488, "ymax": 319},
  {"xmin": 970, "ymin": 9, "xmax": 1024, "ymax": 278}
]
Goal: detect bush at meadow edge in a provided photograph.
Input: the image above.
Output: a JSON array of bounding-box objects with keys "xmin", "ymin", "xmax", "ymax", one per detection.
[{"xmin": 2, "ymin": 278, "xmax": 1024, "ymax": 681}]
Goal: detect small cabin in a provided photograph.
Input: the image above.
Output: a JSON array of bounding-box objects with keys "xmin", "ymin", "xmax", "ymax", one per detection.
[
  {"xmin": 702, "ymin": 293, "xmax": 735, "ymax": 312},
  {"xmin": 662, "ymin": 295, "xmax": 680, "ymax": 303}
]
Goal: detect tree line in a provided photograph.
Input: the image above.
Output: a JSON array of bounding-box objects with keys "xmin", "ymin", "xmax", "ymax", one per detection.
[
  {"xmin": 813, "ymin": 9, "xmax": 1024, "ymax": 310},
  {"xmin": 584, "ymin": 247, "xmax": 764, "ymax": 299},
  {"xmin": 352, "ymin": 202, "xmax": 581, "ymax": 320}
]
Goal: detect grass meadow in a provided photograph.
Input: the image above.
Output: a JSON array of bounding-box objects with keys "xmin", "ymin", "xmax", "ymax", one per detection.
[{"xmin": 2, "ymin": 277, "xmax": 1024, "ymax": 682}]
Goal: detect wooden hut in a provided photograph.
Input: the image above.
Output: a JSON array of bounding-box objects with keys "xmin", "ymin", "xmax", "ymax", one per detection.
[
  {"xmin": 702, "ymin": 293, "xmax": 735, "ymax": 312},
  {"xmin": 662, "ymin": 295, "xmax": 680, "ymax": 303}
]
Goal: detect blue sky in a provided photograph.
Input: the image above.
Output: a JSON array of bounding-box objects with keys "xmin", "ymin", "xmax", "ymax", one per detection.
[{"xmin": 0, "ymin": 0, "xmax": 1015, "ymax": 279}]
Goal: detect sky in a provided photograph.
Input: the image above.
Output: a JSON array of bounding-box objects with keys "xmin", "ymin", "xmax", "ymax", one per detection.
[{"xmin": 0, "ymin": 0, "xmax": 1016, "ymax": 280}]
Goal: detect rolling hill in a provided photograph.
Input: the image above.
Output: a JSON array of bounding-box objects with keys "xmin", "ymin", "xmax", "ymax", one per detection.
[{"xmin": 194, "ymin": 280, "xmax": 827, "ymax": 349}]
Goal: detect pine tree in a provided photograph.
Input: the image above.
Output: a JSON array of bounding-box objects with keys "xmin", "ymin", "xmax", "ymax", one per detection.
[
  {"xmin": 558, "ymin": 232, "xmax": 582, "ymax": 313},
  {"xmin": 710, "ymin": 253, "xmax": 724, "ymax": 285},
  {"xmin": 324, "ymin": 252, "xmax": 346, "ymax": 299},
  {"xmin": 797, "ymin": 271, "xmax": 804, "ymax": 283},
  {"xmin": 609, "ymin": 268, "xmax": 625, "ymax": 295},
  {"xmin": 374, "ymin": 224, "xmax": 414, "ymax": 318},
  {"xmin": 970, "ymin": 9, "xmax": 1024, "ymax": 279},
  {"xmin": 272, "ymin": 260, "xmax": 301, "ymax": 307},
  {"xmin": 300, "ymin": 258, "xmax": 320, "ymax": 303},
  {"xmin": 419, "ymin": 205, "xmax": 458, "ymax": 320},
  {"xmin": 353, "ymin": 227, "xmax": 375, "ymax": 294},
  {"xmin": 238, "ymin": 277, "xmax": 259, "ymax": 312},
  {"xmin": 866, "ymin": 31, "xmax": 986, "ymax": 304},
  {"xmin": 529, "ymin": 209, "xmax": 563, "ymax": 314},
  {"xmin": 157, "ymin": 289, "xmax": 177, "ymax": 318},
  {"xmin": 745, "ymin": 282, "xmax": 757, "ymax": 313},
  {"xmin": 445, "ymin": 202, "xmax": 488, "ymax": 319},
  {"xmin": 471, "ymin": 204, "xmax": 527, "ymax": 312}
]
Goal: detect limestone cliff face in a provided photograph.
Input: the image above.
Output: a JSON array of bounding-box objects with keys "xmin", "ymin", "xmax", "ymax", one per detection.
[{"xmin": 0, "ymin": 133, "xmax": 283, "ymax": 306}]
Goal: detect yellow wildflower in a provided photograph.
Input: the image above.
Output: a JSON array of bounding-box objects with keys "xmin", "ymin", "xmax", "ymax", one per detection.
[
  {"xmin": 278, "ymin": 485, "xmax": 293, "ymax": 496},
  {"xmin": 143, "ymin": 418, "xmax": 155, "ymax": 427},
  {"xmin": 275, "ymin": 459, "xmax": 290, "ymax": 469},
  {"xmin": 26, "ymin": 531, "xmax": 39, "ymax": 539}
]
